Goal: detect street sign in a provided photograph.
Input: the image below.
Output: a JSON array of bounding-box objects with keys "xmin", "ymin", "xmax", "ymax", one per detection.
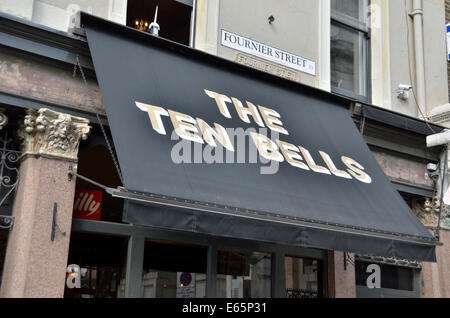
[
  {"xmin": 176, "ymin": 272, "xmax": 196, "ymax": 298},
  {"xmin": 73, "ymin": 188, "xmax": 102, "ymax": 220}
]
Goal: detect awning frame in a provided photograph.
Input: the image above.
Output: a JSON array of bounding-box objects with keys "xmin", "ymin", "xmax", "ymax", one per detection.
[
  {"xmin": 110, "ymin": 187, "xmax": 440, "ymax": 248},
  {"xmin": 68, "ymin": 167, "xmax": 440, "ymax": 249}
]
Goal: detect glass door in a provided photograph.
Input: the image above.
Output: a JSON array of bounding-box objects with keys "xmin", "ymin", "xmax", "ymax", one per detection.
[
  {"xmin": 142, "ymin": 240, "xmax": 207, "ymax": 298},
  {"xmin": 216, "ymin": 249, "xmax": 272, "ymax": 298},
  {"xmin": 285, "ymin": 256, "xmax": 323, "ymax": 298}
]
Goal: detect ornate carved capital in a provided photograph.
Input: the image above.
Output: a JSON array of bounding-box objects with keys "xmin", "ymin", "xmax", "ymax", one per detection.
[
  {"xmin": 413, "ymin": 197, "xmax": 448, "ymax": 228},
  {"xmin": 19, "ymin": 108, "xmax": 91, "ymax": 161}
]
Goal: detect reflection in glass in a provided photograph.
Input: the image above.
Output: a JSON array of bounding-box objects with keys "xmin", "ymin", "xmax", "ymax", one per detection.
[
  {"xmin": 141, "ymin": 270, "xmax": 206, "ymax": 298},
  {"xmin": 216, "ymin": 250, "xmax": 271, "ymax": 298},
  {"xmin": 285, "ymin": 256, "xmax": 319, "ymax": 298},
  {"xmin": 0, "ymin": 0, "xmax": 115, "ymax": 33},
  {"xmin": 331, "ymin": 0, "xmax": 367, "ymax": 24},
  {"xmin": 64, "ymin": 233, "xmax": 127, "ymax": 298},
  {"xmin": 355, "ymin": 261, "xmax": 414, "ymax": 291},
  {"xmin": 331, "ymin": 23, "xmax": 366, "ymax": 97},
  {"xmin": 141, "ymin": 240, "xmax": 207, "ymax": 298}
]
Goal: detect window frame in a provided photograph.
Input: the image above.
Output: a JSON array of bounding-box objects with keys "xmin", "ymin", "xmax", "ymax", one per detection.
[
  {"xmin": 71, "ymin": 218, "xmax": 329, "ymax": 298},
  {"xmin": 330, "ymin": 0, "xmax": 371, "ymax": 104},
  {"xmin": 354, "ymin": 259, "xmax": 421, "ymax": 298}
]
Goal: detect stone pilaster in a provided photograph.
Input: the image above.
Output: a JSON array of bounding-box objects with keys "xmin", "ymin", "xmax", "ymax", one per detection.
[
  {"xmin": 327, "ymin": 251, "xmax": 356, "ymax": 298},
  {"xmin": 0, "ymin": 108, "xmax": 90, "ymax": 298}
]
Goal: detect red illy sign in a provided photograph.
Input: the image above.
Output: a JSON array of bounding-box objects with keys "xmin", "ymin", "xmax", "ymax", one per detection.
[{"xmin": 73, "ymin": 189, "xmax": 102, "ymax": 220}]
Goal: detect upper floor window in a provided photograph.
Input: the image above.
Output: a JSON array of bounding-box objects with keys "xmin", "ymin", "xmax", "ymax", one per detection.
[
  {"xmin": 0, "ymin": 0, "xmax": 193, "ymax": 46},
  {"xmin": 126, "ymin": 0, "xmax": 192, "ymax": 46},
  {"xmin": 331, "ymin": 0, "xmax": 370, "ymax": 102}
]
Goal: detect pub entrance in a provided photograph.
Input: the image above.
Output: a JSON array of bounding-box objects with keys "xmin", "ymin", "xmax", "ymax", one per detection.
[
  {"xmin": 68, "ymin": 134, "xmax": 327, "ymax": 298},
  {"xmin": 67, "ymin": 219, "xmax": 327, "ymax": 298}
]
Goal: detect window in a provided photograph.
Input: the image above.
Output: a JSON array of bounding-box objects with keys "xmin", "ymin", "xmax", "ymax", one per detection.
[
  {"xmin": 285, "ymin": 256, "xmax": 323, "ymax": 298},
  {"xmin": 355, "ymin": 261, "xmax": 415, "ymax": 291},
  {"xmin": 142, "ymin": 240, "xmax": 207, "ymax": 298},
  {"xmin": 64, "ymin": 233, "xmax": 128, "ymax": 298},
  {"xmin": 331, "ymin": 0, "xmax": 370, "ymax": 101},
  {"xmin": 216, "ymin": 249, "xmax": 271, "ymax": 298},
  {"xmin": 0, "ymin": 0, "xmax": 193, "ymax": 46},
  {"xmin": 127, "ymin": 0, "xmax": 192, "ymax": 46},
  {"xmin": 0, "ymin": 0, "xmax": 121, "ymax": 32}
]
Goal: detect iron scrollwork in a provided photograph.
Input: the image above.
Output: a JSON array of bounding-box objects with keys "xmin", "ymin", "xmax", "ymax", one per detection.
[
  {"xmin": 0, "ymin": 127, "xmax": 21, "ymax": 230},
  {"xmin": 0, "ymin": 215, "xmax": 14, "ymax": 230}
]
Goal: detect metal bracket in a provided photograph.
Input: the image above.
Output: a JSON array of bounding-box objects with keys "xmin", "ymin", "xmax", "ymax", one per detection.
[
  {"xmin": 68, "ymin": 165, "xmax": 73, "ymax": 182},
  {"xmin": 408, "ymin": 9, "xmax": 423, "ymax": 18},
  {"xmin": 51, "ymin": 202, "xmax": 66, "ymax": 241},
  {"xmin": 0, "ymin": 215, "xmax": 14, "ymax": 230},
  {"xmin": 343, "ymin": 252, "xmax": 355, "ymax": 270},
  {"xmin": 344, "ymin": 251, "xmax": 347, "ymax": 270},
  {"xmin": 68, "ymin": 166, "xmax": 111, "ymax": 191}
]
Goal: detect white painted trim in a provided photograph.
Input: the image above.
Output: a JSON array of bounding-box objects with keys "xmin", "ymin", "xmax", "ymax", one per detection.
[
  {"xmin": 108, "ymin": 0, "xmax": 127, "ymax": 25},
  {"xmin": 317, "ymin": 0, "xmax": 331, "ymax": 92},
  {"xmin": 194, "ymin": 0, "xmax": 219, "ymax": 55},
  {"xmin": 371, "ymin": 0, "xmax": 391, "ymax": 110}
]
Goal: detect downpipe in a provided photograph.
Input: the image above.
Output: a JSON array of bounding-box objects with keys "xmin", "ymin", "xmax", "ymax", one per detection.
[{"xmin": 409, "ymin": 0, "xmax": 427, "ymax": 117}]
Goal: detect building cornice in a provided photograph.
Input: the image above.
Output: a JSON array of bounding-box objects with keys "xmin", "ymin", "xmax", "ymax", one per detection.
[{"xmin": 0, "ymin": 11, "xmax": 93, "ymax": 70}]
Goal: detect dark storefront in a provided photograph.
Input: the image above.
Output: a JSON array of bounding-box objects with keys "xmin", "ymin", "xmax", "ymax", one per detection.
[{"xmin": 57, "ymin": 13, "xmax": 438, "ymax": 298}]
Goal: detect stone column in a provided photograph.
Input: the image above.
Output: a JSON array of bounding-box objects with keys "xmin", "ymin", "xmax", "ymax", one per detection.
[
  {"xmin": 0, "ymin": 108, "xmax": 90, "ymax": 298},
  {"xmin": 413, "ymin": 197, "xmax": 450, "ymax": 298},
  {"xmin": 327, "ymin": 251, "xmax": 356, "ymax": 298}
]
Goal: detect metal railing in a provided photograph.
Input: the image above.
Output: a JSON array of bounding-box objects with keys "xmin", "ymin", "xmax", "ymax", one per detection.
[{"xmin": 285, "ymin": 288, "xmax": 318, "ymax": 298}]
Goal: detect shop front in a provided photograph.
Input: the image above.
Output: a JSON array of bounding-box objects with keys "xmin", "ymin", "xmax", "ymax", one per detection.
[
  {"xmin": 57, "ymin": 13, "xmax": 439, "ymax": 298},
  {"xmin": 66, "ymin": 220, "xmax": 328, "ymax": 298},
  {"xmin": 0, "ymin": 10, "xmax": 440, "ymax": 298}
]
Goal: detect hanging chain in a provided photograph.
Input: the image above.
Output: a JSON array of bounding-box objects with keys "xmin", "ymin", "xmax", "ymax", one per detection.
[
  {"xmin": 73, "ymin": 54, "xmax": 124, "ymax": 185},
  {"xmin": 359, "ymin": 107, "xmax": 366, "ymax": 135}
]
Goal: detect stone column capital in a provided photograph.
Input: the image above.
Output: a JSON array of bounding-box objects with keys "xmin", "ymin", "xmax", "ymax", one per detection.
[
  {"xmin": 413, "ymin": 197, "xmax": 448, "ymax": 229},
  {"xmin": 19, "ymin": 108, "xmax": 91, "ymax": 161}
]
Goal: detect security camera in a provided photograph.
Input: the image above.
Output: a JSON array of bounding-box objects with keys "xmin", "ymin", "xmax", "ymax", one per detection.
[
  {"xmin": 396, "ymin": 84, "xmax": 413, "ymax": 100},
  {"xmin": 427, "ymin": 163, "xmax": 439, "ymax": 180},
  {"xmin": 398, "ymin": 84, "xmax": 412, "ymax": 90},
  {"xmin": 427, "ymin": 163, "xmax": 437, "ymax": 172}
]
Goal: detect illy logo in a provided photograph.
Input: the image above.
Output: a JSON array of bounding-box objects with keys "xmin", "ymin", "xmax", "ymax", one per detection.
[{"xmin": 73, "ymin": 189, "xmax": 102, "ymax": 220}]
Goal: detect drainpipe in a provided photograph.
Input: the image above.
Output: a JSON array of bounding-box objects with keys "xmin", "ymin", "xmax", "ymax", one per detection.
[
  {"xmin": 189, "ymin": 0, "xmax": 197, "ymax": 48},
  {"xmin": 410, "ymin": 0, "xmax": 427, "ymax": 117}
]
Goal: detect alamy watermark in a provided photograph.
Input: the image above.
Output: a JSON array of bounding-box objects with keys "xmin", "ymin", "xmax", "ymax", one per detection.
[
  {"xmin": 366, "ymin": 263, "xmax": 381, "ymax": 289},
  {"xmin": 66, "ymin": 264, "xmax": 87, "ymax": 289},
  {"xmin": 170, "ymin": 127, "xmax": 280, "ymax": 175}
]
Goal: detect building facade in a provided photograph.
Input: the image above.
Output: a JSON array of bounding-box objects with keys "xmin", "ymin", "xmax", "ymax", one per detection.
[{"xmin": 0, "ymin": 0, "xmax": 449, "ymax": 298}]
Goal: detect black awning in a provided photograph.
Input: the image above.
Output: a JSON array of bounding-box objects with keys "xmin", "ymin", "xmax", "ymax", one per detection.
[{"xmin": 81, "ymin": 13, "xmax": 437, "ymax": 261}]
